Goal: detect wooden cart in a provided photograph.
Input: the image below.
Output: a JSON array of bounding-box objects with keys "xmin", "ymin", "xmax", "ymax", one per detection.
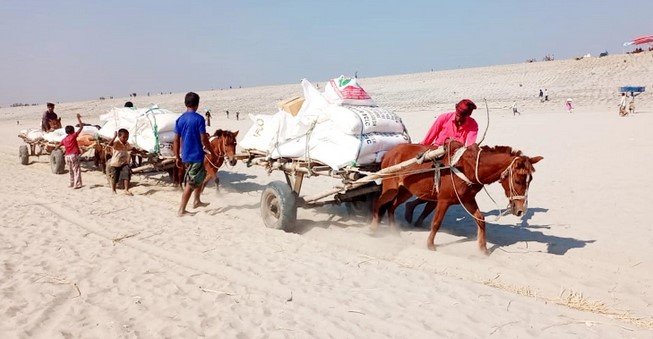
[
  {"xmin": 18, "ymin": 133, "xmax": 78, "ymax": 174},
  {"xmin": 235, "ymin": 148, "xmax": 445, "ymax": 231}
]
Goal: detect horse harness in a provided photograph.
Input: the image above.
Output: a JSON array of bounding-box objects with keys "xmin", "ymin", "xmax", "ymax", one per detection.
[
  {"xmin": 205, "ymin": 135, "xmax": 233, "ymax": 169},
  {"xmin": 428, "ymin": 145, "xmax": 529, "ymax": 205}
]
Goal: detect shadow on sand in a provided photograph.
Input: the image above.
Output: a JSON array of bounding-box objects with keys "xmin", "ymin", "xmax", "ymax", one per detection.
[{"xmin": 400, "ymin": 205, "xmax": 594, "ymax": 255}]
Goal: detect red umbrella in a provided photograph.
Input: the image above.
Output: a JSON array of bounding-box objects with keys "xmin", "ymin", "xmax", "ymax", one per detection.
[{"xmin": 624, "ymin": 35, "xmax": 653, "ymax": 46}]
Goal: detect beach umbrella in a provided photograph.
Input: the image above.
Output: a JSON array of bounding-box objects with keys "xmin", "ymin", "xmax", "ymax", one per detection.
[{"xmin": 623, "ymin": 35, "xmax": 653, "ymax": 46}]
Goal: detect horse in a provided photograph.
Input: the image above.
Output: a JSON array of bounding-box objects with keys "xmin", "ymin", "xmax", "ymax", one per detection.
[
  {"xmin": 201, "ymin": 129, "xmax": 239, "ymax": 192},
  {"xmin": 171, "ymin": 129, "xmax": 239, "ymax": 189},
  {"xmin": 48, "ymin": 118, "xmax": 62, "ymax": 131},
  {"xmin": 371, "ymin": 140, "xmax": 543, "ymax": 254}
]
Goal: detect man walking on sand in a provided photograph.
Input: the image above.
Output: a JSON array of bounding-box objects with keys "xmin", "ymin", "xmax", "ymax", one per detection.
[{"xmin": 173, "ymin": 92, "xmax": 219, "ymax": 216}]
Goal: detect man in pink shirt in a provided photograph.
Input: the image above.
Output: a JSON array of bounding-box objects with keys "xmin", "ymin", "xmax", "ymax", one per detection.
[
  {"xmin": 420, "ymin": 99, "xmax": 478, "ymax": 147},
  {"xmin": 406, "ymin": 99, "xmax": 478, "ymax": 226}
]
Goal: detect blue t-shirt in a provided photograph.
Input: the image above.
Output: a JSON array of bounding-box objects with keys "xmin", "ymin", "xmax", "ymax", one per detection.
[{"xmin": 174, "ymin": 110, "xmax": 206, "ymax": 163}]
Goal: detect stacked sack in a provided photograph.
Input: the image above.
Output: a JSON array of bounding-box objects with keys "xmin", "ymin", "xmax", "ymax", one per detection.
[
  {"xmin": 98, "ymin": 106, "xmax": 180, "ymax": 156},
  {"xmin": 19, "ymin": 128, "xmax": 45, "ymax": 141},
  {"xmin": 240, "ymin": 76, "xmax": 410, "ymax": 170}
]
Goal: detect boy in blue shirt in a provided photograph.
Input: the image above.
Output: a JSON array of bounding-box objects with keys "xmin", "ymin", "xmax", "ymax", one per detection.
[{"xmin": 173, "ymin": 92, "xmax": 218, "ymax": 216}]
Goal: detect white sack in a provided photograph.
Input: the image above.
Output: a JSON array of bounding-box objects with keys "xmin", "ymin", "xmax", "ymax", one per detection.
[
  {"xmin": 21, "ymin": 128, "xmax": 44, "ymax": 141},
  {"xmin": 240, "ymin": 111, "xmax": 287, "ymax": 151},
  {"xmin": 323, "ymin": 75, "xmax": 376, "ymax": 106},
  {"xmin": 358, "ymin": 132, "xmax": 410, "ymax": 158},
  {"xmin": 325, "ymin": 105, "xmax": 405, "ymax": 135},
  {"xmin": 43, "ymin": 128, "xmax": 67, "ymax": 143},
  {"xmin": 78, "ymin": 125, "xmax": 99, "ymax": 137}
]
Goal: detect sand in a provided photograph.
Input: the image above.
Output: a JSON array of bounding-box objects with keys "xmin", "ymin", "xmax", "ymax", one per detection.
[{"xmin": 1, "ymin": 52, "xmax": 653, "ymax": 337}]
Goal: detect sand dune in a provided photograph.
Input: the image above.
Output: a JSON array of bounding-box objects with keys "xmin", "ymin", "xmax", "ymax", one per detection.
[{"xmin": 1, "ymin": 52, "xmax": 653, "ymax": 337}]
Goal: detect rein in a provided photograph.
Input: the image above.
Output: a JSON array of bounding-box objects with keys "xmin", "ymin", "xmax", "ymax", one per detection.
[{"xmin": 501, "ymin": 157, "xmax": 529, "ymax": 203}]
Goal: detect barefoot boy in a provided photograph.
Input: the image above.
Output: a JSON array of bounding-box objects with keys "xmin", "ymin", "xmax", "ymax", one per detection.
[
  {"xmin": 173, "ymin": 92, "xmax": 218, "ymax": 216},
  {"xmin": 108, "ymin": 129, "xmax": 134, "ymax": 195}
]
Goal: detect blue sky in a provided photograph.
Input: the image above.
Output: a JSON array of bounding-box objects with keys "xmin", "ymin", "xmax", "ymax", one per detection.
[{"xmin": 1, "ymin": 0, "xmax": 651, "ymax": 105}]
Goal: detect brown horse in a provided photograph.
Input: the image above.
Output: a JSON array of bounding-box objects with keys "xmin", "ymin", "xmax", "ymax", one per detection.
[
  {"xmin": 371, "ymin": 141, "xmax": 543, "ymax": 253},
  {"xmin": 201, "ymin": 129, "xmax": 239, "ymax": 191},
  {"xmin": 171, "ymin": 130, "xmax": 239, "ymax": 187}
]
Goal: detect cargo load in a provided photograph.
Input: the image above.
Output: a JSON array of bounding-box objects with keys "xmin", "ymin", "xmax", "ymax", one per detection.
[{"xmin": 240, "ymin": 78, "xmax": 410, "ymax": 170}]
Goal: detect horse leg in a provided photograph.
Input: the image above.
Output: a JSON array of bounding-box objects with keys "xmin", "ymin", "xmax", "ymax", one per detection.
[
  {"xmin": 427, "ymin": 201, "xmax": 451, "ymax": 251},
  {"xmin": 371, "ymin": 188, "xmax": 397, "ymax": 232},
  {"xmin": 403, "ymin": 198, "xmax": 421, "ymax": 224},
  {"xmin": 415, "ymin": 201, "xmax": 437, "ymax": 227},
  {"xmin": 462, "ymin": 200, "xmax": 488, "ymax": 254},
  {"xmin": 388, "ymin": 188, "xmax": 413, "ymax": 233}
]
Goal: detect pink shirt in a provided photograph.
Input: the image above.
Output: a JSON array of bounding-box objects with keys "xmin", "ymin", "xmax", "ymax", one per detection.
[{"xmin": 420, "ymin": 111, "xmax": 478, "ymax": 147}]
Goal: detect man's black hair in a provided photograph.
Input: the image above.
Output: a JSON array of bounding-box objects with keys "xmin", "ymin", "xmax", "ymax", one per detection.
[
  {"xmin": 118, "ymin": 128, "xmax": 129, "ymax": 136},
  {"xmin": 65, "ymin": 125, "xmax": 74, "ymax": 134},
  {"xmin": 124, "ymin": 101, "xmax": 134, "ymax": 108},
  {"xmin": 185, "ymin": 92, "xmax": 200, "ymax": 108}
]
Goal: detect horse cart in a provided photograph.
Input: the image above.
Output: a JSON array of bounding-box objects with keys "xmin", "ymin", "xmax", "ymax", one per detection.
[
  {"xmin": 17, "ymin": 131, "xmax": 98, "ymax": 174},
  {"xmin": 234, "ymin": 148, "xmax": 445, "ymax": 231}
]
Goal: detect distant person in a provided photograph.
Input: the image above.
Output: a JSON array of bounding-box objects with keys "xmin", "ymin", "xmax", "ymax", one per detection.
[
  {"xmin": 618, "ymin": 93, "xmax": 628, "ymax": 116},
  {"xmin": 544, "ymin": 89, "xmax": 549, "ymax": 101},
  {"xmin": 236, "ymin": 111, "xmax": 240, "ymax": 120},
  {"xmin": 60, "ymin": 114, "xmax": 85, "ymax": 189},
  {"xmin": 173, "ymin": 92, "xmax": 219, "ymax": 216},
  {"xmin": 205, "ymin": 109, "xmax": 212, "ymax": 126},
  {"xmin": 565, "ymin": 98, "xmax": 574, "ymax": 113},
  {"xmin": 628, "ymin": 92, "xmax": 636, "ymax": 115},
  {"xmin": 124, "ymin": 101, "xmax": 134, "ymax": 108},
  {"xmin": 225, "ymin": 110, "xmax": 230, "ymax": 119},
  {"xmin": 41, "ymin": 102, "xmax": 60, "ymax": 132},
  {"xmin": 539, "ymin": 89, "xmax": 544, "ymax": 102},
  {"xmin": 108, "ymin": 129, "xmax": 134, "ymax": 195},
  {"xmin": 512, "ymin": 101, "xmax": 520, "ymax": 116}
]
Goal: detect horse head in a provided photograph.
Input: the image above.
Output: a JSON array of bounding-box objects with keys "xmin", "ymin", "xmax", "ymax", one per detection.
[
  {"xmin": 49, "ymin": 118, "xmax": 62, "ymax": 130},
  {"xmin": 211, "ymin": 129, "xmax": 239, "ymax": 166},
  {"xmin": 498, "ymin": 154, "xmax": 543, "ymax": 217}
]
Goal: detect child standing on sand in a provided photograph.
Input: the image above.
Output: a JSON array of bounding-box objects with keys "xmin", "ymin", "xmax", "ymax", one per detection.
[
  {"xmin": 109, "ymin": 129, "xmax": 134, "ymax": 195},
  {"xmin": 60, "ymin": 114, "xmax": 84, "ymax": 189}
]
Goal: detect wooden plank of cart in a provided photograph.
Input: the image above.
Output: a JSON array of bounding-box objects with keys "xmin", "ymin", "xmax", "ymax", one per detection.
[{"xmin": 234, "ymin": 147, "xmax": 445, "ymax": 231}]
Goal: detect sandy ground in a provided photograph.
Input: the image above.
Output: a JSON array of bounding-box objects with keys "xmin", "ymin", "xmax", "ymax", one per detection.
[{"xmin": 1, "ymin": 52, "xmax": 653, "ymax": 337}]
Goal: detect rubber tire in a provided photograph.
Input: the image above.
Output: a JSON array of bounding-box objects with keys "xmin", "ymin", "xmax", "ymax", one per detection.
[
  {"xmin": 50, "ymin": 150, "xmax": 65, "ymax": 174},
  {"xmin": 19, "ymin": 145, "xmax": 29, "ymax": 165},
  {"xmin": 260, "ymin": 181, "xmax": 297, "ymax": 231}
]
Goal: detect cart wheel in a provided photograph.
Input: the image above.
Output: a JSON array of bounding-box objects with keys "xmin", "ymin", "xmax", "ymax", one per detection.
[
  {"xmin": 19, "ymin": 145, "xmax": 29, "ymax": 165},
  {"xmin": 260, "ymin": 181, "xmax": 297, "ymax": 231},
  {"xmin": 50, "ymin": 150, "xmax": 65, "ymax": 174}
]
